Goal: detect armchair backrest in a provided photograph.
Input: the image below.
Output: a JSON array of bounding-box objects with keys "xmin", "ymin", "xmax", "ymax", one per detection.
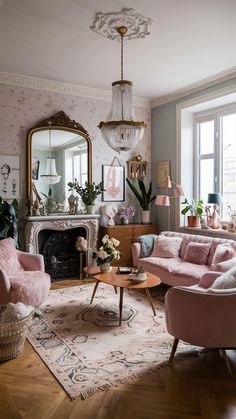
[{"xmin": 0, "ymin": 238, "xmax": 23, "ymax": 274}]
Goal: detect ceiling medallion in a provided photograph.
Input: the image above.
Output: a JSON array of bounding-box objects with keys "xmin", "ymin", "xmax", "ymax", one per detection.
[{"xmin": 90, "ymin": 8, "xmax": 152, "ymax": 41}]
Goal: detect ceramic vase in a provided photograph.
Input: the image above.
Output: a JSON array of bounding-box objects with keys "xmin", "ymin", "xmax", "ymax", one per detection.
[
  {"xmin": 100, "ymin": 263, "xmax": 112, "ymax": 273},
  {"xmin": 121, "ymin": 218, "xmax": 129, "ymax": 225},
  {"xmin": 86, "ymin": 205, "xmax": 95, "ymax": 214},
  {"xmin": 141, "ymin": 210, "xmax": 151, "ymax": 224}
]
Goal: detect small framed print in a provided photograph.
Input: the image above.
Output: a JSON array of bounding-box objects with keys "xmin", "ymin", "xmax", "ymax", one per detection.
[
  {"xmin": 0, "ymin": 155, "xmax": 20, "ymax": 198},
  {"xmin": 102, "ymin": 165, "xmax": 125, "ymax": 202},
  {"xmin": 156, "ymin": 160, "xmax": 171, "ymax": 187}
]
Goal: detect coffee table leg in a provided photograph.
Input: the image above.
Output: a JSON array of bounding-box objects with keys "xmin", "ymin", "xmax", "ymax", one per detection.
[
  {"xmin": 114, "ymin": 286, "xmax": 117, "ymax": 294},
  {"xmin": 145, "ymin": 288, "xmax": 156, "ymax": 316},
  {"xmin": 90, "ymin": 280, "xmax": 99, "ymax": 304},
  {"xmin": 119, "ymin": 287, "xmax": 124, "ymax": 326}
]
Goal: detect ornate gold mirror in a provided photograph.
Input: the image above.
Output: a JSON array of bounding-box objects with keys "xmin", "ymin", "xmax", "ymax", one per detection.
[{"xmin": 27, "ymin": 111, "xmax": 92, "ymax": 215}]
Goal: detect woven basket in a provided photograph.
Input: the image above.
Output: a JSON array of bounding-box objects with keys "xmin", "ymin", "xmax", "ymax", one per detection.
[{"xmin": 0, "ymin": 305, "xmax": 33, "ymax": 361}]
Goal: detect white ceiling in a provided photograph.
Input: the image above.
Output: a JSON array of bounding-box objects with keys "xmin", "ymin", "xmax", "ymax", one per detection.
[{"xmin": 1, "ymin": 0, "xmax": 236, "ymax": 100}]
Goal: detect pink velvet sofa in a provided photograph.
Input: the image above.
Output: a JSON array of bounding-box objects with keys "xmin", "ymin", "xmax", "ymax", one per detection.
[
  {"xmin": 132, "ymin": 231, "xmax": 236, "ymax": 286},
  {"xmin": 0, "ymin": 238, "xmax": 51, "ymax": 307}
]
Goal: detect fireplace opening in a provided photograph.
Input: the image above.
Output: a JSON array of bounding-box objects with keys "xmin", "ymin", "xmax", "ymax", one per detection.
[{"xmin": 39, "ymin": 228, "xmax": 87, "ymax": 280}]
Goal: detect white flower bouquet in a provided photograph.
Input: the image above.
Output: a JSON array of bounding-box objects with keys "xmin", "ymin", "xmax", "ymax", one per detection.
[{"xmin": 93, "ymin": 235, "xmax": 121, "ymax": 266}]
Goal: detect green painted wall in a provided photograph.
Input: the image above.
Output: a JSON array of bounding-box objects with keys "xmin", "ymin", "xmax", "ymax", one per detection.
[{"xmin": 151, "ymin": 77, "xmax": 236, "ymax": 231}]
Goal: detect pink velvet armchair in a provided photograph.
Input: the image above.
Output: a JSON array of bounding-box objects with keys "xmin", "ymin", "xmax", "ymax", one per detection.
[
  {"xmin": 0, "ymin": 238, "xmax": 50, "ymax": 307},
  {"xmin": 165, "ymin": 274, "xmax": 236, "ymax": 376}
]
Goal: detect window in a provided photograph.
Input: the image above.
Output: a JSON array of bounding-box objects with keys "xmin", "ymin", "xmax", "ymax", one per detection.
[{"xmin": 194, "ymin": 104, "xmax": 236, "ymax": 219}]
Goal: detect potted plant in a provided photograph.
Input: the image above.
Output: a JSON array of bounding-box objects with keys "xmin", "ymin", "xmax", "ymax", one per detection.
[
  {"xmin": 68, "ymin": 180, "xmax": 105, "ymax": 214},
  {"xmin": 0, "ymin": 197, "xmax": 19, "ymax": 245},
  {"xmin": 92, "ymin": 234, "xmax": 121, "ymax": 272},
  {"xmin": 126, "ymin": 178, "xmax": 156, "ymax": 224},
  {"xmin": 181, "ymin": 198, "xmax": 204, "ymax": 227}
]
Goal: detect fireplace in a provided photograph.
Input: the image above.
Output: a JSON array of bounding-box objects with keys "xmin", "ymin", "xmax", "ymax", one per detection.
[{"xmin": 25, "ymin": 214, "xmax": 99, "ymax": 280}]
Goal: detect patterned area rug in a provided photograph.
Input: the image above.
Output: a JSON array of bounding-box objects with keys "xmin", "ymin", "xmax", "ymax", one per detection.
[{"xmin": 27, "ymin": 283, "xmax": 193, "ymax": 400}]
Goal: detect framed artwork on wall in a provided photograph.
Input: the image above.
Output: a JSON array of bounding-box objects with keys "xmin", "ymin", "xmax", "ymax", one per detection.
[
  {"xmin": 0, "ymin": 155, "xmax": 20, "ymax": 198},
  {"xmin": 156, "ymin": 160, "xmax": 171, "ymax": 187},
  {"xmin": 102, "ymin": 164, "xmax": 125, "ymax": 202}
]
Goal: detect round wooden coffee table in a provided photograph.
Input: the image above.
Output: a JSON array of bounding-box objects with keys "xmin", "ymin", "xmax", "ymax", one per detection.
[{"xmin": 87, "ymin": 267, "xmax": 161, "ymax": 326}]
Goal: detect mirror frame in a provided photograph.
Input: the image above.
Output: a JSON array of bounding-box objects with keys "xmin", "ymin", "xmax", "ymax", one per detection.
[{"xmin": 27, "ymin": 110, "xmax": 92, "ymax": 211}]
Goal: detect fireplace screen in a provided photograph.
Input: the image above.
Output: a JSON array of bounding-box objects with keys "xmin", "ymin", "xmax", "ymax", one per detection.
[{"xmin": 40, "ymin": 229, "xmax": 87, "ymax": 280}]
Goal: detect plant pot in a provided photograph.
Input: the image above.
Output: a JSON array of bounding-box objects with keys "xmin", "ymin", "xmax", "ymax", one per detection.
[
  {"xmin": 187, "ymin": 215, "xmax": 201, "ymax": 227},
  {"xmin": 141, "ymin": 210, "xmax": 151, "ymax": 224},
  {"xmin": 100, "ymin": 263, "xmax": 112, "ymax": 273},
  {"xmin": 86, "ymin": 205, "xmax": 95, "ymax": 214}
]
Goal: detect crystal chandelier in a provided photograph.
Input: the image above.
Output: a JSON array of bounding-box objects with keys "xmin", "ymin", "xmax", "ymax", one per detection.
[
  {"xmin": 41, "ymin": 125, "xmax": 61, "ymax": 185},
  {"xmin": 98, "ymin": 26, "xmax": 146, "ymax": 152}
]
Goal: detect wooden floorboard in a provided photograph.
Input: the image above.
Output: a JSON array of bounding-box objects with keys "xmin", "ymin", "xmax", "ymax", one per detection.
[{"xmin": 1, "ymin": 279, "xmax": 236, "ymax": 419}]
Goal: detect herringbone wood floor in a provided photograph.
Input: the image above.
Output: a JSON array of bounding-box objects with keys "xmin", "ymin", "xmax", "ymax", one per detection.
[{"xmin": 1, "ymin": 279, "xmax": 236, "ymax": 419}]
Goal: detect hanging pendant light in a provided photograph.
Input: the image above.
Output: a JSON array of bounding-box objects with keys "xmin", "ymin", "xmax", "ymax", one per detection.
[
  {"xmin": 98, "ymin": 26, "xmax": 146, "ymax": 152},
  {"xmin": 41, "ymin": 124, "xmax": 61, "ymax": 185}
]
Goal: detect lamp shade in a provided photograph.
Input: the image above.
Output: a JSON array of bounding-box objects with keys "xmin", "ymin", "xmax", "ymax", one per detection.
[
  {"xmin": 155, "ymin": 195, "xmax": 170, "ymax": 206},
  {"xmin": 207, "ymin": 193, "xmax": 223, "ymax": 205},
  {"xmin": 173, "ymin": 184, "xmax": 184, "ymax": 197}
]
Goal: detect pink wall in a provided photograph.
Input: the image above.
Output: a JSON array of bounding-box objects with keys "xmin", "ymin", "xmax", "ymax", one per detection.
[{"xmin": 0, "ymin": 83, "xmax": 151, "ymax": 230}]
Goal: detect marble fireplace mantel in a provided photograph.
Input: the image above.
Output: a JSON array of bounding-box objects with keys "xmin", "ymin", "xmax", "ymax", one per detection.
[{"xmin": 25, "ymin": 214, "xmax": 100, "ymax": 264}]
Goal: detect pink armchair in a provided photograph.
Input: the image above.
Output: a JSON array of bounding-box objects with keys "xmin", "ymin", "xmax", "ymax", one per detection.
[
  {"xmin": 165, "ymin": 277, "xmax": 236, "ymax": 376},
  {"xmin": 0, "ymin": 238, "xmax": 50, "ymax": 307}
]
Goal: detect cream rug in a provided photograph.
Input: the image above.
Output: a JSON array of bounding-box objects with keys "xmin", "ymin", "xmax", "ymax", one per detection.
[{"xmin": 27, "ymin": 283, "xmax": 194, "ymax": 400}]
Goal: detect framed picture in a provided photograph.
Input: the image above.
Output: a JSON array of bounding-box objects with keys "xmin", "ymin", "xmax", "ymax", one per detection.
[
  {"xmin": 102, "ymin": 165, "xmax": 125, "ymax": 202},
  {"xmin": 32, "ymin": 157, "xmax": 40, "ymax": 180},
  {"xmin": 0, "ymin": 155, "xmax": 20, "ymax": 198},
  {"xmin": 156, "ymin": 160, "xmax": 171, "ymax": 187}
]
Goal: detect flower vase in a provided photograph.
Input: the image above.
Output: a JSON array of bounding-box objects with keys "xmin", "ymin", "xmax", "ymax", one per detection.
[
  {"xmin": 100, "ymin": 263, "xmax": 112, "ymax": 273},
  {"xmin": 121, "ymin": 218, "xmax": 129, "ymax": 225}
]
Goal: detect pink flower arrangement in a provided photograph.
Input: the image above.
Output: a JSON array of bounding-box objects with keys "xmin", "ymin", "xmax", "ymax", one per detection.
[{"xmin": 118, "ymin": 206, "xmax": 136, "ymax": 222}]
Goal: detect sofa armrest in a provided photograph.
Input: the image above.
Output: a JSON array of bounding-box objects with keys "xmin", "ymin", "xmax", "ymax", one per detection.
[
  {"xmin": 17, "ymin": 251, "xmax": 45, "ymax": 271},
  {"xmin": 165, "ymin": 286, "xmax": 236, "ymax": 347},
  {"xmin": 198, "ymin": 271, "xmax": 222, "ymax": 289},
  {"xmin": 0, "ymin": 269, "xmax": 11, "ymax": 304},
  {"xmin": 131, "ymin": 242, "xmax": 141, "ymax": 266}
]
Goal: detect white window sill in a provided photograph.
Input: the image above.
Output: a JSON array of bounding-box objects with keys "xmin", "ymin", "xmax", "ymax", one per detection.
[{"xmin": 179, "ymin": 226, "xmax": 236, "ymax": 241}]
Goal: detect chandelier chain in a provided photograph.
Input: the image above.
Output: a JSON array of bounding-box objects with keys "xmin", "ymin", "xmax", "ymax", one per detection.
[{"xmin": 120, "ymin": 32, "xmax": 124, "ymax": 80}]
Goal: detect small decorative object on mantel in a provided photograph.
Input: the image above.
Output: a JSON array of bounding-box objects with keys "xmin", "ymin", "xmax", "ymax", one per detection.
[
  {"xmin": 93, "ymin": 234, "xmax": 121, "ymax": 272},
  {"xmin": 127, "ymin": 155, "xmax": 147, "ymax": 179},
  {"xmin": 117, "ymin": 206, "xmax": 135, "ymax": 225},
  {"xmin": 68, "ymin": 180, "xmax": 105, "ymax": 214}
]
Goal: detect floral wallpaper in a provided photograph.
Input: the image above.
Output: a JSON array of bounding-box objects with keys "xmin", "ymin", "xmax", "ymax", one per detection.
[{"xmin": 0, "ymin": 83, "xmax": 151, "ymax": 230}]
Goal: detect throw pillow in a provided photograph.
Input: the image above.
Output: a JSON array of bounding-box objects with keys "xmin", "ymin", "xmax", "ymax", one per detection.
[
  {"xmin": 183, "ymin": 242, "xmax": 211, "ymax": 265},
  {"xmin": 211, "ymin": 243, "xmax": 235, "ymax": 270},
  {"xmin": 214, "ymin": 257, "xmax": 236, "ymax": 273},
  {"xmin": 138, "ymin": 234, "xmax": 158, "ymax": 257},
  {"xmin": 150, "ymin": 236, "xmax": 183, "ymax": 258},
  {"xmin": 209, "ymin": 266, "xmax": 236, "ymax": 289}
]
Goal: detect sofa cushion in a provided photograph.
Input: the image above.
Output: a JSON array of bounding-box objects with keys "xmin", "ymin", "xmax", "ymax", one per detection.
[
  {"xmin": 138, "ymin": 234, "xmax": 158, "ymax": 257},
  {"xmin": 150, "ymin": 236, "xmax": 183, "ymax": 258},
  {"xmin": 211, "ymin": 243, "xmax": 235, "ymax": 270},
  {"xmin": 214, "ymin": 257, "xmax": 236, "ymax": 273},
  {"xmin": 183, "ymin": 242, "xmax": 211, "ymax": 265},
  {"xmin": 209, "ymin": 266, "xmax": 236, "ymax": 290},
  {"xmin": 0, "ymin": 238, "xmax": 23, "ymax": 274},
  {"xmin": 141, "ymin": 256, "xmax": 209, "ymax": 279}
]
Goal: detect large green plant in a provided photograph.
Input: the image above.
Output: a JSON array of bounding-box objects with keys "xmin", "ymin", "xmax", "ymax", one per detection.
[
  {"xmin": 68, "ymin": 181, "xmax": 105, "ymax": 205},
  {"xmin": 126, "ymin": 178, "xmax": 156, "ymax": 210},
  {"xmin": 0, "ymin": 197, "xmax": 19, "ymax": 244}
]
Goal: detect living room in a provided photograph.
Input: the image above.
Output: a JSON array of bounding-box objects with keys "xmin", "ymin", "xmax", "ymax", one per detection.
[{"xmin": 1, "ymin": 1, "xmax": 236, "ymax": 418}]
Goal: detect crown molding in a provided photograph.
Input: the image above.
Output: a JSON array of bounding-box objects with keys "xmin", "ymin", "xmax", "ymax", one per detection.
[
  {"xmin": 0, "ymin": 71, "xmax": 151, "ymax": 109},
  {"xmin": 151, "ymin": 67, "xmax": 236, "ymax": 108}
]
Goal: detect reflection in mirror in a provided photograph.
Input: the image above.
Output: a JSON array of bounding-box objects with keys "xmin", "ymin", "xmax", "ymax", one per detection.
[
  {"xmin": 27, "ymin": 111, "xmax": 92, "ymax": 216},
  {"xmin": 32, "ymin": 129, "xmax": 88, "ymax": 208}
]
